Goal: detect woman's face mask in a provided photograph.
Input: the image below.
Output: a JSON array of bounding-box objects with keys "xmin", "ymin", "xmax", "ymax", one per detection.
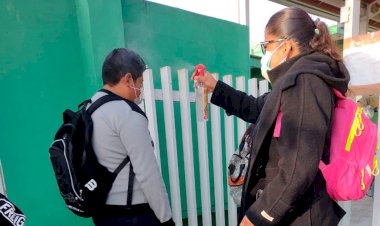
[
  {"xmin": 131, "ymin": 79, "xmax": 144, "ymax": 105},
  {"xmin": 260, "ymin": 41, "xmax": 287, "ymax": 82}
]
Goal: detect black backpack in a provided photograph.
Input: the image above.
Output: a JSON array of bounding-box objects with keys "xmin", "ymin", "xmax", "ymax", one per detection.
[{"xmin": 49, "ymin": 90, "xmax": 143, "ymax": 217}]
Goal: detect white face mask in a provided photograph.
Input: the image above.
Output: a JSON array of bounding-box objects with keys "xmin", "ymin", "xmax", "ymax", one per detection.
[
  {"xmin": 260, "ymin": 42, "xmax": 286, "ymax": 82},
  {"xmin": 131, "ymin": 79, "xmax": 144, "ymax": 105}
]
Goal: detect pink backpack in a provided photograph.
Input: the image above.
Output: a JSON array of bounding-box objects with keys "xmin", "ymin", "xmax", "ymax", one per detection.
[{"xmin": 274, "ymin": 88, "xmax": 379, "ymax": 200}]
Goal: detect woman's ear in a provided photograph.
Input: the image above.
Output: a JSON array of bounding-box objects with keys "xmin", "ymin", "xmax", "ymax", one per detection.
[
  {"xmin": 282, "ymin": 40, "xmax": 292, "ymax": 59},
  {"xmin": 287, "ymin": 40, "xmax": 302, "ymax": 58}
]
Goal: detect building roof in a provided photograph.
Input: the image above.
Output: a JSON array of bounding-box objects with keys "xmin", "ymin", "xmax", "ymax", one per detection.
[{"xmin": 270, "ymin": 0, "xmax": 380, "ymax": 31}]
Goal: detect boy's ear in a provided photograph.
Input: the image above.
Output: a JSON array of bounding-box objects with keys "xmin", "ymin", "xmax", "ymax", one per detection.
[{"xmin": 122, "ymin": 73, "xmax": 133, "ymax": 85}]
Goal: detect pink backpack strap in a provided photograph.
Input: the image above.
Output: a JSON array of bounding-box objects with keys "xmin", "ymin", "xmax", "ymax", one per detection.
[
  {"xmin": 274, "ymin": 105, "xmax": 327, "ymax": 171},
  {"xmin": 319, "ymin": 161, "xmax": 326, "ymax": 170},
  {"xmin": 319, "ymin": 88, "xmax": 344, "ymax": 171},
  {"xmin": 332, "ymin": 88, "xmax": 345, "ymax": 99},
  {"xmin": 273, "ymin": 89, "xmax": 347, "ymax": 173},
  {"xmin": 274, "ymin": 111, "xmax": 282, "ymax": 137},
  {"xmin": 274, "ymin": 106, "xmax": 282, "ymax": 138}
]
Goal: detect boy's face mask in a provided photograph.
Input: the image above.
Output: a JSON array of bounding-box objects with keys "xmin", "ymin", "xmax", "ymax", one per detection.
[{"xmin": 131, "ymin": 79, "xmax": 144, "ymax": 105}]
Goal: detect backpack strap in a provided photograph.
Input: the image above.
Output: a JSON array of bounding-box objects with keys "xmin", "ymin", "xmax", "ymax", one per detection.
[
  {"xmin": 319, "ymin": 88, "xmax": 337, "ymax": 170},
  {"xmin": 82, "ymin": 94, "xmax": 124, "ymax": 164},
  {"xmin": 126, "ymin": 164, "xmax": 135, "ymax": 208},
  {"xmin": 87, "ymin": 94, "xmax": 123, "ymax": 115},
  {"xmin": 99, "ymin": 89, "xmax": 148, "ymax": 119},
  {"xmin": 86, "ymin": 89, "xmax": 148, "ymax": 119},
  {"xmin": 113, "ymin": 156, "xmax": 130, "ymax": 175},
  {"xmin": 78, "ymin": 99, "xmax": 92, "ymax": 109},
  {"xmin": 273, "ymin": 109, "xmax": 282, "ymax": 138},
  {"xmin": 230, "ymin": 164, "xmax": 246, "ymax": 183},
  {"xmin": 113, "ymin": 156, "xmax": 135, "ymax": 208},
  {"xmin": 332, "ymin": 88, "xmax": 345, "ymax": 99},
  {"xmin": 86, "ymin": 89, "xmax": 143, "ymax": 208}
]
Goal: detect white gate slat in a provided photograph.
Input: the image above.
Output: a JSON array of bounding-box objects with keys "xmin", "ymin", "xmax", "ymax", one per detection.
[
  {"xmin": 259, "ymin": 80, "xmax": 269, "ymax": 95},
  {"xmin": 178, "ymin": 69, "xmax": 198, "ymax": 226},
  {"xmin": 196, "ymin": 102, "xmax": 212, "ymax": 226},
  {"xmin": 236, "ymin": 76, "xmax": 247, "ymax": 141},
  {"xmin": 373, "ymin": 96, "xmax": 380, "ymax": 226},
  {"xmin": 210, "ymin": 73, "xmax": 226, "ymax": 226},
  {"xmin": 223, "ymin": 75, "xmax": 238, "ymax": 226},
  {"xmin": 0, "ymin": 160, "xmax": 6, "ymax": 196},
  {"xmin": 160, "ymin": 66, "xmax": 183, "ymax": 226},
  {"xmin": 248, "ymin": 78, "xmax": 258, "ymax": 97},
  {"xmin": 143, "ymin": 69, "xmax": 161, "ymax": 167},
  {"xmin": 196, "ymin": 125, "xmax": 212, "ymax": 226},
  {"xmin": 195, "ymin": 82, "xmax": 212, "ymax": 226}
]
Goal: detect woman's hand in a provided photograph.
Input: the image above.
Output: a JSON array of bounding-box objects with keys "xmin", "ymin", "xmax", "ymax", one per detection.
[
  {"xmin": 239, "ymin": 216, "xmax": 255, "ymax": 226},
  {"xmin": 191, "ymin": 71, "xmax": 217, "ymax": 92}
]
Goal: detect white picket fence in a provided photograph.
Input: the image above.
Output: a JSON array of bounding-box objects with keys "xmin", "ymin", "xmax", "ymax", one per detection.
[
  {"xmin": 142, "ymin": 66, "xmax": 260, "ymax": 226},
  {"xmin": 142, "ymin": 66, "xmax": 379, "ymax": 226}
]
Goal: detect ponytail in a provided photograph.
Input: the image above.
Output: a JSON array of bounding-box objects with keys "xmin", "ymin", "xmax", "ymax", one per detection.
[{"xmin": 309, "ymin": 19, "xmax": 342, "ymax": 61}]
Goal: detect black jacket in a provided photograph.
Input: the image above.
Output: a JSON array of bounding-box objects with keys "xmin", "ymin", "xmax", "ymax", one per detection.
[{"xmin": 211, "ymin": 52, "xmax": 350, "ymax": 226}]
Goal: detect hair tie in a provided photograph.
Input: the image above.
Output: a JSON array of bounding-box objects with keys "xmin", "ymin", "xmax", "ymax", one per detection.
[
  {"xmin": 314, "ymin": 18, "xmax": 321, "ymax": 35},
  {"xmin": 314, "ymin": 18, "xmax": 320, "ymax": 28}
]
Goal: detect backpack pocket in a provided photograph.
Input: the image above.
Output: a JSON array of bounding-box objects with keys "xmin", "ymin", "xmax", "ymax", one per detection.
[
  {"xmin": 49, "ymin": 138, "xmax": 89, "ymax": 216},
  {"xmin": 320, "ymin": 157, "xmax": 374, "ymax": 200}
]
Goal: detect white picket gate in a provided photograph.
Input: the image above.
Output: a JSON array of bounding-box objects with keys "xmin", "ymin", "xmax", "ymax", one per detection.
[
  {"xmin": 142, "ymin": 66, "xmax": 265, "ymax": 226},
  {"xmin": 142, "ymin": 66, "xmax": 379, "ymax": 226}
]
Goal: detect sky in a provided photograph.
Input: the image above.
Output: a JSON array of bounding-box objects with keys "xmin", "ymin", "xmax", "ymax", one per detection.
[{"xmin": 147, "ymin": 0, "xmax": 337, "ymax": 45}]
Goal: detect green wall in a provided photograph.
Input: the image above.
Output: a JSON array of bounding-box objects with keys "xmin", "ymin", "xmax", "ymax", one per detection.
[
  {"xmin": 0, "ymin": 0, "xmax": 249, "ymax": 225},
  {"xmin": 0, "ymin": 1, "xmax": 90, "ymax": 225},
  {"xmin": 0, "ymin": 0, "xmax": 124, "ymax": 225},
  {"xmin": 123, "ymin": 1, "xmax": 249, "ymax": 87}
]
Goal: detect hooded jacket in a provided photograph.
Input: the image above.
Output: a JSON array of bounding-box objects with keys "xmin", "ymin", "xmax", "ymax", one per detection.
[{"xmin": 211, "ymin": 52, "xmax": 350, "ymax": 226}]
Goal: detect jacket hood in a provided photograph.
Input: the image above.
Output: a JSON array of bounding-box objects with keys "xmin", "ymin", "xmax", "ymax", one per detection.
[{"xmin": 268, "ymin": 51, "xmax": 350, "ymax": 95}]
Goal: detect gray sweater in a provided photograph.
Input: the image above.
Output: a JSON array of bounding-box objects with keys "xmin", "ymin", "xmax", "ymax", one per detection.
[{"xmin": 89, "ymin": 91, "xmax": 173, "ymax": 223}]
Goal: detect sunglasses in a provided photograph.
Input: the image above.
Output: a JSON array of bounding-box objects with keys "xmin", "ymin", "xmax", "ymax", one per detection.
[{"xmin": 260, "ymin": 38, "xmax": 288, "ymax": 55}]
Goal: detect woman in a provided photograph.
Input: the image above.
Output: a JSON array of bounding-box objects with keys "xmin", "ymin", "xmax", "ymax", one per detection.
[{"xmin": 193, "ymin": 7, "xmax": 349, "ymax": 226}]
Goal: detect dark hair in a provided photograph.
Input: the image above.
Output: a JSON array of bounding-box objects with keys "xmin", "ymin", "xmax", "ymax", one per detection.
[
  {"xmin": 102, "ymin": 48, "xmax": 146, "ymax": 85},
  {"xmin": 266, "ymin": 7, "xmax": 342, "ymax": 61}
]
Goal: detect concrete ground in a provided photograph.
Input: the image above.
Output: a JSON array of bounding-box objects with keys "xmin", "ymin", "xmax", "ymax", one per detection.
[{"xmin": 350, "ymin": 196, "xmax": 373, "ymax": 226}]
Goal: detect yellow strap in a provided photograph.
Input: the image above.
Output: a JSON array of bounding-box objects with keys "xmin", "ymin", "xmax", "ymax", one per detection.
[
  {"xmin": 355, "ymin": 115, "xmax": 364, "ymax": 136},
  {"xmin": 373, "ymin": 154, "xmax": 380, "ymax": 176},
  {"xmin": 361, "ymin": 169, "xmax": 365, "ymax": 190},
  {"xmin": 345, "ymin": 107, "xmax": 363, "ymax": 151}
]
